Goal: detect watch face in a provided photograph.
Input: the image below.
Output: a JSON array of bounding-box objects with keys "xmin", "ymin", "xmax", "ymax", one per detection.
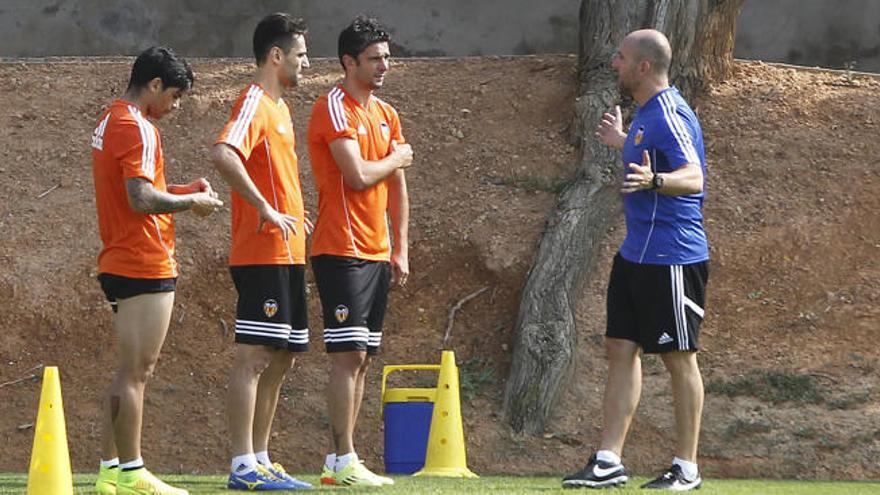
[{"xmin": 652, "ymin": 174, "xmax": 663, "ymax": 189}]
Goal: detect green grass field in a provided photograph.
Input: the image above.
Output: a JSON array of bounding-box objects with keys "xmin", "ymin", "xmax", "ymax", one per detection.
[{"xmin": 3, "ymin": 473, "xmax": 880, "ymax": 494}]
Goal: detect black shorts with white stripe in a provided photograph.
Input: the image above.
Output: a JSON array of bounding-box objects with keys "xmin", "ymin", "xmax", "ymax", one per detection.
[
  {"xmin": 606, "ymin": 253, "xmax": 708, "ymax": 354},
  {"xmin": 311, "ymin": 255, "xmax": 390, "ymax": 355},
  {"xmin": 230, "ymin": 265, "xmax": 309, "ymax": 352},
  {"xmin": 98, "ymin": 273, "xmax": 176, "ymax": 313}
]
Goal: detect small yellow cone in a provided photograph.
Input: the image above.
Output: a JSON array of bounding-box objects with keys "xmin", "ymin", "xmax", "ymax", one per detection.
[
  {"xmin": 414, "ymin": 350, "xmax": 478, "ymax": 478},
  {"xmin": 27, "ymin": 366, "xmax": 73, "ymax": 495}
]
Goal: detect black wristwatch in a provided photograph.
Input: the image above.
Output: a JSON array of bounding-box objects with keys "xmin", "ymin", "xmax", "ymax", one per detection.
[{"xmin": 650, "ymin": 173, "xmax": 664, "ymax": 190}]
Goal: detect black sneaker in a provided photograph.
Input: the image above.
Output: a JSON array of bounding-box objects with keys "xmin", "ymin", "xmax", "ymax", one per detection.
[
  {"xmin": 641, "ymin": 464, "xmax": 702, "ymax": 490},
  {"xmin": 562, "ymin": 454, "xmax": 628, "ymax": 489}
]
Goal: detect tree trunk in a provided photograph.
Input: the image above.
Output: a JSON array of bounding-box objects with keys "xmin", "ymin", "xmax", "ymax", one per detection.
[{"xmin": 503, "ymin": 0, "xmax": 746, "ymax": 435}]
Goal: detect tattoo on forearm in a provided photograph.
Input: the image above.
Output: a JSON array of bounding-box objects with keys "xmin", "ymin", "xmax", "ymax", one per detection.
[{"xmin": 126, "ymin": 178, "xmax": 191, "ymax": 214}]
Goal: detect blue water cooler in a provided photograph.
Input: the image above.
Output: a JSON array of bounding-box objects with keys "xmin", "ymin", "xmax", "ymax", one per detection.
[{"xmin": 380, "ymin": 364, "xmax": 440, "ymax": 474}]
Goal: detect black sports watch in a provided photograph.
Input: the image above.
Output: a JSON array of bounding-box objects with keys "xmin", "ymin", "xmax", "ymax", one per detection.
[{"xmin": 650, "ymin": 173, "xmax": 664, "ymax": 190}]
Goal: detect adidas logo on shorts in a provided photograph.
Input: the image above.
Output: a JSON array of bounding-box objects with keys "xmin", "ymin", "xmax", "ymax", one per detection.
[{"xmin": 658, "ymin": 332, "xmax": 674, "ymax": 345}]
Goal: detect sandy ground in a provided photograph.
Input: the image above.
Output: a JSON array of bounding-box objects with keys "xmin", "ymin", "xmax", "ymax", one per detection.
[{"xmin": 0, "ymin": 56, "xmax": 877, "ymax": 480}]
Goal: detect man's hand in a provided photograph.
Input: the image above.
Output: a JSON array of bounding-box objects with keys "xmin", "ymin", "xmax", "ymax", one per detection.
[
  {"xmin": 257, "ymin": 202, "xmax": 300, "ymax": 240},
  {"xmin": 391, "ymin": 250, "xmax": 409, "ymax": 287},
  {"xmin": 190, "ymin": 192, "xmax": 223, "ymax": 217},
  {"xmin": 621, "ymin": 150, "xmax": 655, "ymax": 194},
  {"xmin": 304, "ymin": 210, "xmax": 314, "ymax": 235},
  {"xmin": 390, "ymin": 141, "xmax": 413, "ymax": 169},
  {"xmin": 597, "ymin": 105, "xmax": 626, "ymax": 150},
  {"xmin": 172, "ymin": 177, "xmax": 216, "ymax": 195}
]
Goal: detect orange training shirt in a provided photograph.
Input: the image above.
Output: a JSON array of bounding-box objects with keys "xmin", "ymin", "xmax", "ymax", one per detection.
[
  {"xmin": 307, "ymin": 84, "xmax": 404, "ymax": 261},
  {"xmin": 91, "ymin": 100, "xmax": 177, "ymax": 279},
  {"xmin": 215, "ymin": 84, "xmax": 306, "ymax": 266}
]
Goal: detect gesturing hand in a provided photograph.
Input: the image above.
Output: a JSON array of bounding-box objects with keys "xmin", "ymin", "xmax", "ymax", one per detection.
[
  {"xmin": 597, "ymin": 105, "xmax": 626, "ymax": 150},
  {"xmin": 621, "ymin": 150, "xmax": 655, "ymax": 194}
]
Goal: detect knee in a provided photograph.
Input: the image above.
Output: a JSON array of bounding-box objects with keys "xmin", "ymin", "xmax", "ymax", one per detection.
[
  {"xmin": 359, "ymin": 355, "xmax": 372, "ymax": 374},
  {"xmin": 123, "ymin": 356, "xmax": 160, "ymax": 384},
  {"xmin": 605, "ymin": 338, "xmax": 639, "ymax": 364},
  {"xmin": 269, "ymin": 352, "xmax": 296, "ymax": 373},
  {"xmin": 662, "ymin": 351, "xmax": 701, "ymax": 377},
  {"xmin": 234, "ymin": 348, "xmax": 275, "ymax": 377},
  {"xmin": 331, "ymin": 352, "xmax": 368, "ymax": 375}
]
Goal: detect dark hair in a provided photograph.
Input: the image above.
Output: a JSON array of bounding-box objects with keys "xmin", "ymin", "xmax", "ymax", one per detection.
[
  {"xmin": 253, "ymin": 13, "xmax": 308, "ymax": 65},
  {"xmin": 337, "ymin": 15, "xmax": 390, "ymax": 68},
  {"xmin": 127, "ymin": 46, "xmax": 194, "ymax": 91}
]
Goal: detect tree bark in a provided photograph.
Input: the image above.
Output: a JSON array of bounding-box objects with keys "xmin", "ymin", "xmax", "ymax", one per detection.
[{"xmin": 504, "ymin": 0, "xmax": 746, "ymax": 435}]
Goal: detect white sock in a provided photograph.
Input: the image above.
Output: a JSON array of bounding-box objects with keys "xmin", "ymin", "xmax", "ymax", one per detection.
[
  {"xmin": 231, "ymin": 453, "xmax": 258, "ymax": 475},
  {"xmin": 673, "ymin": 457, "xmax": 699, "ymax": 481},
  {"xmin": 119, "ymin": 458, "xmax": 144, "ymax": 471},
  {"xmin": 324, "ymin": 453, "xmax": 337, "ymax": 471},
  {"xmin": 100, "ymin": 458, "xmax": 119, "ymax": 469},
  {"xmin": 255, "ymin": 451, "xmax": 272, "ymax": 467},
  {"xmin": 596, "ymin": 450, "xmax": 621, "ymax": 465},
  {"xmin": 335, "ymin": 452, "xmax": 358, "ymax": 471}
]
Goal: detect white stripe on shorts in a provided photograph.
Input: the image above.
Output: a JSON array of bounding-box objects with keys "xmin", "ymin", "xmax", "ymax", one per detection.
[
  {"xmin": 670, "ymin": 265, "xmax": 688, "ymax": 350},
  {"xmin": 288, "ymin": 328, "xmax": 309, "ymax": 345}
]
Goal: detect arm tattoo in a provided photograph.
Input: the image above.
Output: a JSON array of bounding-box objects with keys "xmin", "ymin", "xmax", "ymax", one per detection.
[{"xmin": 126, "ymin": 178, "xmax": 192, "ymax": 214}]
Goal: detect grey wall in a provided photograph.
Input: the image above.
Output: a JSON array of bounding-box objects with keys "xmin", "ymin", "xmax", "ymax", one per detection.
[
  {"xmin": 2, "ymin": 0, "xmax": 879, "ymax": 72},
  {"xmin": 0, "ymin": 0, "xmax": 579, "ymax": 58},
  {"xmin": 734, "ymin": 0, "xmax": 880, "ymax": 71}
]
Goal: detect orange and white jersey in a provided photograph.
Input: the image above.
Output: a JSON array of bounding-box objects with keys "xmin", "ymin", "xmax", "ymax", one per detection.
[
  {"xmin": 216, "ymin": 84, "xmax": 306, "ymax": 266},
  {"xmin": 307, "ymin": 85, "xmax": 405, "ymax": 261},
  {"xmin": 91, "ymin": 100, "xmax": 177, "ymax": 279}
]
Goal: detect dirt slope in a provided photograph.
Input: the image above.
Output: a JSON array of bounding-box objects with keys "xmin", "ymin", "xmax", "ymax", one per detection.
[{"xmin": 0, "ymin": 56, "xmax": 877, "ymax": 480}]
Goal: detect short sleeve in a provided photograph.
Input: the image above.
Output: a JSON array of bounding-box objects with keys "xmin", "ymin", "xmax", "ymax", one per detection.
[
  {"xmin": 314, "ymin": 94, "xmax": 357, "ymax": 144},
  {"xmin": 114, "ymin": 119, "xmax": 157, "ymax": 183},
  {"xmin": 216, "ymin": 88, "xmax": 266, "ymax": 161},
  {"xmin": 655, "ymin": 108, "xmax": 700, "ymax": 170},
  {"xmin": 388, "ymin": 105, "xmax": 405, "ymax": 144}
]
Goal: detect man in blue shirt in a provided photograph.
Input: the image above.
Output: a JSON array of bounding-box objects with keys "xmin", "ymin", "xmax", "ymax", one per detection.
[{"xmin": 563, "ymin": 29, "xmax": 708, "ymax": 491}]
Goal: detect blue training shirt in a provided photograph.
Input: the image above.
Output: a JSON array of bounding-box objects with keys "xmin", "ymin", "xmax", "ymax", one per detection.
[{"xmin": 619, "ymin": 87, "xmax": 709, "ymax": 265}]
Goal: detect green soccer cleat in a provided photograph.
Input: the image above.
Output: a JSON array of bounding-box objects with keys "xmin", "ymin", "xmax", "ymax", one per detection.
[
  {"xmin": 95, "ymin": 464, "xmax": 118, "ymax": 494},
  {"xmin": 116, "ymin": 467, "xmax": 188, "ymax": 495},
  {"xmin": 329, "ymin": 458, "xmax": 386, "ymax": 487}
]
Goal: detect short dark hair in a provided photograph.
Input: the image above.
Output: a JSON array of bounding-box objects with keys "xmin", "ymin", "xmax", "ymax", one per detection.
[
  {"xmin": 253, "ymin": 13, "xmax": 308, "ymax": 65},
  {"xmin": 338, "ymin": 15, "xmax": 390, "ymax": 68},
  {"xmin": 127, "ymin": 46, "xmax": 194, "ymax": 92}
]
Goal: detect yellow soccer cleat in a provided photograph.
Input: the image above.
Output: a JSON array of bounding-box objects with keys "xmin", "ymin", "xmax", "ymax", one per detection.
[
  {"xmin": 116, "ymin": 467, "xmax": 188, "ymax": 495},
  {"xmin": 330, "ymin": 459, "xmax": 385, "ymax": 487},
  {"xmin": 95, "ymin": 465, "xmax": 118, "ymax": 494}
]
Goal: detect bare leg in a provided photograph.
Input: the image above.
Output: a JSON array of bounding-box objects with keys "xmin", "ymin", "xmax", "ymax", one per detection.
[
  {"xmin": 227, "ymin": 344, "xmax": 275, "ymax": 457},
  {"xmin": 100, "ymin": 384, "xmax": 118, "ymax": 461},
  {"xmin": 349, "ymin": 355, "xmax": 372, "ymax": 436},
  {"xmin": 253, "ymin": 351, "xmax": 295, "ymax": 454},
  {"xmin": 599, "ymin": 338, "xmax": 642, "ymax": 456},
  {"xmin": 105, "ymin": 292, "xmax": 175, "ymax": 462},
  {"xmin": 326, "ymin": 351, "xmax": 367, "ymax": 455},
  {"xmin": 661, "ymin": 351, "xmax": 703, "ymax": 462}
]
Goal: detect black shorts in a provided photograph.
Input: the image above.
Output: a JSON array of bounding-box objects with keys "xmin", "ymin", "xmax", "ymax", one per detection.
[
  {"xmin": 606, "ymin": 253, "xmax": 708, "ymax": 354},
  {"xmin": 230, "ymin": 265, "xmax": 309, "ymax": 352},
  {"xmin": 98, "ymin": 273, "xmax": 177, "ymax": 313},
  {"xmin": 311, "ymin": 255, "xmax": 391, "ymax": 355}
]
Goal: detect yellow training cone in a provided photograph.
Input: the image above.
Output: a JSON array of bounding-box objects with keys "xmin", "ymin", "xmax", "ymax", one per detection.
[
  {"xmin": 27, "ymin": 366, "xmax": 73, "ymax": 495},
  {"xmin": 414, "ymin": 350, "xmax": 478, "ymax": 478}
]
